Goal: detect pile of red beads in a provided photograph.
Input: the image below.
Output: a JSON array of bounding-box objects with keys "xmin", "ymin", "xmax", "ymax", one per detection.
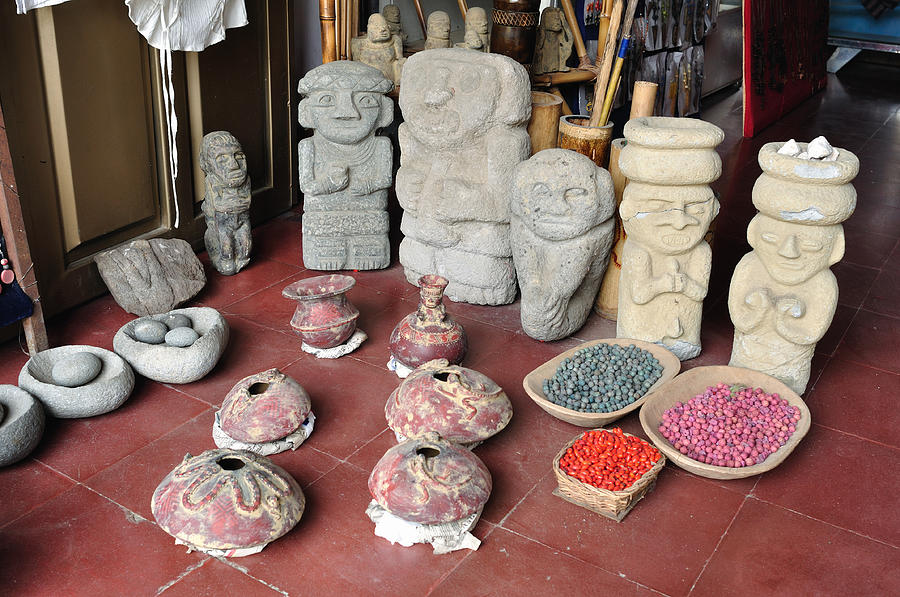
[
  {"xmin": 558, "ymin": 428, "xmax": 662, "ymax": 491},
  {"xmin": 659, "ymin": 383, "xmax": 802, "ymax": 468}
]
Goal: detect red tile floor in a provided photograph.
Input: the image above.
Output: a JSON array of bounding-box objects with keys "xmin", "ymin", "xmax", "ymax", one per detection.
[{"xmin": 2, "ymin": 58, "xmax": 899, "ymax": 596}]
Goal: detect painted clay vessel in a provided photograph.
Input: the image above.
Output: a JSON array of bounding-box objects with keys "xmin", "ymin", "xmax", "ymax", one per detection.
[
  {"xmin": 151, "ymin": 449, "xmax": 304, "ymax": 555},
  {"xmin": 385, "ymin": 360, "xmax": 512, "ymax": 445},
  {"xmin": 368, "ymin": 432, "xmax": 491, "ymax": 524},
  {"xmin": 220, "ymin": 369, "xmax": 311, "ymax": 444},
  {"xmin": 389, "ymin": 275, "xmax": 467, "ymax": 370},
  {"xmin": 283, "ymin": 274, "xmax": 358, "ymax": 348}
]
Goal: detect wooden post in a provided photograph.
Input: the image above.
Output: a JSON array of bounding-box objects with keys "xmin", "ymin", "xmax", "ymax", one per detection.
[
  {"xmin": 319, "ymin": 0, "xmax": 337, "ymax": 63},
  {"xmin": 559, "ymin": 0, "xmax": 591, "ymax": 69},
  {"xmin": 457, "ymin": 0, "xmax": 468, "ymax": 17},
  {"xmin": 411, "ymin": 0, "xmax": 427, "ymax": 36}
]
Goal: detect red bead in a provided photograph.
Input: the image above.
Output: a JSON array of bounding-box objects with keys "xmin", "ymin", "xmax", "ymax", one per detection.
[{"xmin": 1, "ymin": 269, "xmax": 14, "ymax": 284}]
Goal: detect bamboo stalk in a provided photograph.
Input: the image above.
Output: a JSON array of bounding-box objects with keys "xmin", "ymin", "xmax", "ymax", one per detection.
[
  {"xmin": 411, "ymin": 0, "xmax": 426, "ymax": 36},
  {"xmin": 630, "ymin": 81, "xmax": 658, "ymax": 118},
  {"xmin": 319, "ymin": 0, "xmax": 337, "ymax": 63},
  {"xmin": 457, "ymin": 0, "xmax": 468, "ymax": 17},
  {"xmin": 598, "ymin": 0, "xmax": 640, "ymax": 125},
  {"xmin": 597, "ymin": 1, "xmax": 610, "ymax": 64},
  {"xmin": 559, "ymin": 0, "xmax": 591, "ymax": 69},
  {"xmin": 342, "ymin": 0, "xmax": 351, "ymax": 59},
  {"xmin": 588, "ymin": 0, "xmax": 624, "ymax": 127},
  {"xmin": 548, "ymin": 87, "xmax": 574, "ymax": 116}
]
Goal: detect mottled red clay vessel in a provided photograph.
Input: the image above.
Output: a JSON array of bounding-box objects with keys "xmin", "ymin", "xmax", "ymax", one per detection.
[
  {"xmin": 385, "ymin": 359, "xmax": 512, "ymax": 444},
  {"xmin": 151, "ymin": 449, "xmax": 304, "ymax": 554},
  {"xmin": 368, "ymin": 432, "xmax": 491, "ymax": 524},
  {"xmin": 389, "ymin": 275, "xmax": 467, "ymax": 369},
  {"xmin": 220, "ymin": 369, "xmax": 311, "ymax": 444},
  {"xmin": 283, "ymin": 274, "xmax": 358, "ymax": 348}
]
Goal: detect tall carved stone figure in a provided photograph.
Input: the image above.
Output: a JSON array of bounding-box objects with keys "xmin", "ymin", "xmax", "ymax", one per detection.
[
  {"xmin": 350, "ymin": 13, "xmax": 405, "ymax": 85},
  {"xmin": 462, "ymin": 7, "xmax": 490, "ymax": 51},
  {"xmin": 532, "ymin": 7, "xmax": 573, "ymax": 75},
  {"xmin": 397, "ymin": 49, "xmax": 531, "ymax": 305},
  {"xmin": 617, "ymin": 117, "xmax": 724, "ymax": 360},
  {"xmin": 297, "ymin": 61, "xmax": 394, "ymax": 271},
  {"xmin": 511, "ymin": 149, "xmax": 616, "ymax": 341},
  {"xmin": 424, "ymin": 11, "xmax": 452, "ymax": 49},
  {"xmin": 200, "ymin": 131, "xmax": 251, "ymax": 276},
  {"xmin": 729, "ymin": 142, "xmax": 858, "ymax": 394}
]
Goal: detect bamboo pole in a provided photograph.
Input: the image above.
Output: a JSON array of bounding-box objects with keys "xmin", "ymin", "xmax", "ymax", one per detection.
[
  {"xmin": 598, "ymin": 0, "xmax": 640, "ymax": 125},
  {"xmin": 457, "ymin": 0, "xmax": 468, "ymax": 17},
  {"xmin": 559, "ymin": 0, "xmax": 591, "ymax": 69},
  {"xmin": 411, "ymin": 0, "xmax": 427, "ymax": 36},
  {"xmin": 548, "ymin": 87, "xmax": 574, "ymax": 116},
  {"xmin": 527, "ymin": 91, "xmax": 564, "ymax": 154},
  {"xmin": 597, "ymin": 1, "xmax": 610, "ymax": 64},
  {"xmin": 630, "ymin": 81, "xmax": 658, "ymax": 118},
  {"xmin": 588, "ymin": 0, "xmax": 623, "ymax": 127},
  {"xmin": 319, "ymin": 0, "xmax": 337, "ymax": 63}
]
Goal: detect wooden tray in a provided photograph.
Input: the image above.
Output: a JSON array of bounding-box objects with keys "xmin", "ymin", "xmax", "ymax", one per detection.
[
  {"xmin": 522, "ymin": 338, "xmax": 681, "ymax": 427},
  {"xmin": 639, "ymin": 365, "xmax": 811, "ymax": 480}
]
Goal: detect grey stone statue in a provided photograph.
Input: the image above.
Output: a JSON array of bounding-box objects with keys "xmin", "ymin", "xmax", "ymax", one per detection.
[
  {"xmin": 511, "ymin": 149, "xmax": 616, "ymax": 340},
  {"xmin": 382, "ymin": 3, "xmax": 406, "ymax": 44},
  {"xmin": 424, "ymin": 11, "xmax": 452, "ymax": 50},
  {"xmin": 351, "ymin": 13, "xmax": 405, "ymax": 85},
  {"xmin": 397, "ymin": 48, "xmax": 531, "ymax": 305},
  {"xmin": 199, "ymin": 131, "xmax": 252, "ymax": 276},
  {"xmin": 297, "ymin": 61, "xmax": 394, "ymax": 270}
]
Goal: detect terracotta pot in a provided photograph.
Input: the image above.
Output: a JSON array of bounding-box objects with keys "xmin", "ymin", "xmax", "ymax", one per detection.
[
  {"xmin": 557, "ymin": 115, "xmax": 614, "ymax": 169},
  {"xmin": 368, "ymin": 432, "xmax": 491, "ymax": 524},
  {"xmin": 220, "ymin": 368, "xmax": 311, "ymax": 444},
  {"xmin": 151, "ymin": 449, "xmax": 304, "ymax": 554},
  {"xmin": 385, "ymin": 359, "xmax": 512, "ymax": 445},
  {"xmin": 389, "ymin": 275, "xmax": 467, "ymax": 369},
  {"xmin": 282, "ymin": 274, "xmax": 358, "ymax": 348}
]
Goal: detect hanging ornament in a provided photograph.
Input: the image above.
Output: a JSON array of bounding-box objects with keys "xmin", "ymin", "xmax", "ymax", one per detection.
[{"xmin": 1, "ymin": 258, "xmax": 15, "ymax": 285}]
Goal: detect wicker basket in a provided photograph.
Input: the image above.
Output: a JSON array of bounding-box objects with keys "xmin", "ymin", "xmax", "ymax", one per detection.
[{"xmin": 552, "ymin": 429, "xmax": 666, "ymax": 522}]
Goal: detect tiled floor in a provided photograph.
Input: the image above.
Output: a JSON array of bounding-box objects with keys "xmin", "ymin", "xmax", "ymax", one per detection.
[{"xmin": 2, "ymin": 58, "xmax": 898, "ymax": 596}]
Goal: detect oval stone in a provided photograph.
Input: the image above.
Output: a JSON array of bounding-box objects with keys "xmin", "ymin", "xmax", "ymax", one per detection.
[
  {"xmin": 51, "ymin": 351, "xmax": 103, "ymax": 388},
  {"xmin": 165, "ymin": 327, "xmax": 200, "ymax": 348},
  {"xmin": 154, "ymin": 313, "xmax": 192, "ymax": 330},
  {"xmin": 133, "ymin": 320, "xmax": 168, "ymax": 344}
]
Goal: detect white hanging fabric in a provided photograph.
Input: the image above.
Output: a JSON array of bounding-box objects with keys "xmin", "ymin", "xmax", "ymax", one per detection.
[{"xmin": 15, "ymin": 0, "xmax": 70, "ymax": 14}]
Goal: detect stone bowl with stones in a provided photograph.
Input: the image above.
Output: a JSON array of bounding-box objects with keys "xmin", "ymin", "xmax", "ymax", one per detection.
[
  {"xmin": 522, "ymin": 338, "xmax": 681, "ymax": 427},
  {"xmin": 639, "ymin": 365, "xmax": 811, "ymax": 480},
  {"xmin": 113, "ymin": 307, "xmax": 229, "ymax": 384},
  {"xmin": 18, "ymin": 345, "xmax": 135, "ymax": 418},
  {"xmin": 0, "ymin": 385, "xmax": 45, "ymax": 466}
]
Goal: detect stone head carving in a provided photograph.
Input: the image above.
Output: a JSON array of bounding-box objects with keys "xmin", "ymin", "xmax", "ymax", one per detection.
[
  {"xmin": 424, "ymin": 11, "xmax": 452, "ymax": 49},
  {"xmin": 466, "ymin": 7, "xmax": 488, "ymax": 34},
  {"xmin": 200, "ymin": 131, "xmax": 248, "ymax": 190},
  {"xmin": 747, "ymin": 214, "xmax": 844, "ymax": 286},
  {"xmin": 366, "ymin": 13, "xmax": 391, "ymax": 43},
  {"xmin": 297, "ymin": 61, "xmax": 394, "ymax": 146},
  {"xmin": 382, "ymin": 3, "xmax": 405, "ymax": 42},
  {"xmin": 620, "ymin": 185, "xmax": 719, "ymax": 256}
]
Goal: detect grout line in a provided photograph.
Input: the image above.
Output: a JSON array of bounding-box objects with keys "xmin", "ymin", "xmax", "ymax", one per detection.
[
  {"xmin": 215, "ymin": 557, "xmax": 291, "ymax": 596},
  {"xmin": 687, "ymin": 496, "xmax": 749, "ymax": 595},
  {"xmin": 808, "ymin": 421, "xmax": 900, "ymax": 452},
  {"xmin": 156, "ymin": 558, "xmax": 211, "ymax": 596},
  {"xmin": 495, "ymin": 471, "xmax": 550, "ymax": 530}
]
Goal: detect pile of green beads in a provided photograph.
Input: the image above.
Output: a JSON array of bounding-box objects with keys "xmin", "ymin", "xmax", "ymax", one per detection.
[{"xmin": 542, "ymin": 343, "xmax": 663, "ymax": 413}]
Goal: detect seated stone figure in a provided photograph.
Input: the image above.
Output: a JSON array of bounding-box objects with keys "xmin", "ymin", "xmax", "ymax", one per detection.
[
  {"xmin": 199, "ymin": 131, "xmax": 251, "ymax": 276},
  {"xmin": 351, "ymin": 13, "xmax": 405, "ymax": 85},
  {"xmin": 456, "ymin": 7, "xmax": 489, "ymax": 51},
  {"xmin": 511, "ymin": 149, "xmax": 616, "ymax": 340},
  {"xmin": 424, "ymin": 11, "xmax": 452, "ymax": 50},
  {"xmin": 397, "ymin": 49, "xmax": 531, "ymax": 305},
  {"xmin": 297, "ymin": 61, "xmax": 394, "ymax": 270}
]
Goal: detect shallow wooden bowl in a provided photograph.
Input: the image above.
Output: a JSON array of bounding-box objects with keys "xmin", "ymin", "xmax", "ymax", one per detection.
[
  {"xmin": 639, "ymin": 365, "xmax": 812, "ymax": 480},
  {"xmin": 522, "ymin": 338, "xmax": 681, "ymax": 427}
]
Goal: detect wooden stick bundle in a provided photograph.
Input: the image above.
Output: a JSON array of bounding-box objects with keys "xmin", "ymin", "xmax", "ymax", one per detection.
[
  {"xmin": 598, "ymin": 0, "xmax": 641, "ymax": 126},
  {"xmin": 588, "ymin": 0, "xmax": 624, "ymax": 127}
]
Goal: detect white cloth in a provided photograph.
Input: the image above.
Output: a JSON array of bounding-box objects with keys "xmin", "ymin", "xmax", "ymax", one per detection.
[
  {"xmin": 365, "ymin": 501, "xmax": 482, "ymax": 554},
  {"xmin": 302, "ymin": 329, "xmax": 367, "ymax": 359},
  {"xmin": 212, "ymin": 411, "xmax": 316, "ymax": 456},
  {"xmin": 125, "ymin": 0, "xmax": 248, "ymax": 52},
  {"xmin": 15, "ymin": 0, "xmax": 69, "ymax": 14}
]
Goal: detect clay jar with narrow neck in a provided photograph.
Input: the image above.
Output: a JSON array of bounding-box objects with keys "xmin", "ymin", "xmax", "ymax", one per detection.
[
  {"xmin": 282, "ymin": 274, "xmax": 358, "ymax": 348},
  {"xmin": 389, "ymin": 275, "xmax": 467, "ymax": 369}
]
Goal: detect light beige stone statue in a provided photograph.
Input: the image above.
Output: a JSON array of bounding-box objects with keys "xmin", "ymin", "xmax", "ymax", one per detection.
[
  {"xmin": 382, "ymin": 3, "xmax": 406, "ymax": 44},
  {"xmin": 533, "ymin": 6, "xmax": 573, "ymax": 75},
  {"xmin": 729, "ymin": 141, "xmax": 858, "ymax": 394},
  {"xmin": 616, "ymin": 117, "xmax": 724, "ymax": 360},
  {"xmin": 351, "ymin": 13, "xmax": 405, "ymax": 85},
  {"xmin": 458, "ymin": 7, "xmax": 489, "ymax": 52},
  {"xmin": 424, "ymin": 11, "xmax": 452, "ymax": 50}
]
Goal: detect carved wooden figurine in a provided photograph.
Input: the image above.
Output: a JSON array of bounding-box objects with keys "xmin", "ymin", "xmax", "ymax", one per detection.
[
  {"xmin": 533, "ymin": 6, "xmax": 574, "ymax": 75},
  {"xmin": 351, "ymin": 13, "xmax": 405, "ymax": 85}
]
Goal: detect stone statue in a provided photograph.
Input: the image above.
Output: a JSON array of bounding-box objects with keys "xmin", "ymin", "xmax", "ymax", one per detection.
[
  {"xmin": 533, "ymin": 7, "xmax": 573, "ymax": 75},
  {"xmin": 382, "ymin": 3, "xmax": 406, "ymax": 44},
  {"xmin": 297, "ymin": 61, "xmax": 394, "ymax": 271},
  {"xmin": 729, "ymin": 141, "xmax": 858, "ymax": 394},
  {"xmin": 511, "ymin": 149, "xmax": 616, "ymax": 341},
  {"xmin": 458, "ymin": 7, "xmax": 489, "ymax": 51},
  {"xmin": 424, "ymin": 11, "xmax": 452, "ymax": 50},
  {"xmin": 351, "ymin": 13, "xmax": 405, "ymax": 85},
  {"xmin": 199, "ymin": 131, "xmax": 252, "ymax": 276},
  {"xmin": 397, "ymin": 49, "xmax": 531, "ymax": 305},
  {"xmin": 616, "ymin": 117, "xmax": 724, "ymax": 360}
]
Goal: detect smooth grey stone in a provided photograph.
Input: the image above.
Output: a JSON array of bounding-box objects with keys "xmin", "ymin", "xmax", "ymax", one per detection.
[
  {"xmin": 18, "ymin": 346, "xmax": 134, "ymax": 419},
  {"xmin": 165, "ymin": 327, "xmax": 200, "ymax": 348},
  {"xmin": 50, "ymin": 351, "xmax": 103, "ymax": 388},
  {"xmin": 153, "ymin": 313, "xmax": 192, "ymax": 330},
  {"xmin": 114, "ymin": 307, "xmax": 229, "ymax": 384},
  {"xmin": 0, "ymin": 385, "xmax": 45, "ymax": 466},
  {"xmin": 133, "ymin": 319, "xmax": 168, "ymax": 344}
]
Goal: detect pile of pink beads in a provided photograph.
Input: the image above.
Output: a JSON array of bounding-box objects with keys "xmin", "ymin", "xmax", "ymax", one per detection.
[{"xmin": 659, "ymin": 383, "xmax": 802, "ymax": 468}]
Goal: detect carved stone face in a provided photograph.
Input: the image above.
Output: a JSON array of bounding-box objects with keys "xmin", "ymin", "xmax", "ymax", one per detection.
[
  {"xmin": 467, "ymin": 7, "xmax": 488, "ymax": 34},
  {"xmin": 427, "ymin": 11, "xmax": 450, "ymax": 39},
  {"xmin": 542, "ymin": 8, "xmax": 563, "ymax": 32},
  {"xmin": 382, "ymin": 4, "xmax": 401, "ymax": 24},
  {"xmin": 622, "ymin": 185, "xmax": 718, "ymax": 255},
  {"xmin": 748, "ymin": 214, "xmax": 843, "ymax": 285},
  {"xmin": 204, "ymin": 138, "xmax": 247, "ymax": 188},
  {"xmin": 367, "ymin": 14, "xmax": 391, "ymax": 43},
  {"xmin": 306, "ymin": 89, "xmax": 382, "ymax": 144}
]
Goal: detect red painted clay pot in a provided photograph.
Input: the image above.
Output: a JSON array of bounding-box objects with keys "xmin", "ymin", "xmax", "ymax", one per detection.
[
  {"xmin": 368, "ymin": 432, "xmax": 491, "ymax": 524},
  {"xmin": 283, "ymin": 274, "xmax": 358, "ymax": 348},
  {"xmin": 220, "ymin": 369, "xmax": 311, "ymax": 444},
  {"xmin": 385, "ymin": 359, "xmax": 512, "ymax": 444},
  {"xmin": 389, "ymin": 275, "xmax": 467, "ymax": 369},
  {"xmin": 151, "ymin": 449, "xmax": 304, "ymax": 553}
]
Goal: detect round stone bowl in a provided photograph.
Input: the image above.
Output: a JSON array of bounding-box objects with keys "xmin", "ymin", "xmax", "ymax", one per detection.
[
  {"xmin": 0, "ymin": 385, "xmax": 45, "ymax": 466},
  {"xmin": 114, "ymin": 307, "xmax": 229, "ymax": 384},
  {"xmin": 18, "ymin": 346, "xmax": 135, "ymax": 418}
]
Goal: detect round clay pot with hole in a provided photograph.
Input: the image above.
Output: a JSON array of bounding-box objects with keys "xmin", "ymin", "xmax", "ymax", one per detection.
[
  {"xmin": 220, "ymin": 368, "xmax": 312, "ymax": 444},
  {"xmin": 282, "ymin": 274, "xmax": 359, "ymax": 348}
]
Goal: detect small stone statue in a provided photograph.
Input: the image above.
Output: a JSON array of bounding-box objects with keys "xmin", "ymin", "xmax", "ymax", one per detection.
[
  {"xmin": 424, "ymin": 11, "xmax": 452, "ymax": 50},
  {"xmin": 199, "ymin": 131, "xmax": 252, "ymax": 276},
  {"xmin": 382, "ymin": 3, "xmax": 406, "ymax": 44},
  {"xmin": 729, "ymin": 141, "xmax": 858, "ymax": 394},
  {"xmin": 297, "ymin": 61, "xmax": 394, "ymax": 270},
  {"xmin": 456, "ymin": 7, "xmax": 489, "ymax": 52},
  {"xmin": 397, "ymin": 49, "xmax": 531, "ymax": 305},
  {"xmin": 511, "ymin": 149, "xmax": 616, "ymax": 341},
  {"xmin": 351, "ymin": 13, "xmax": 405, "ymax": 85},
  {"xmin": 533, "ymin": 7, "xmax": 573, "ymax": 75}
]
